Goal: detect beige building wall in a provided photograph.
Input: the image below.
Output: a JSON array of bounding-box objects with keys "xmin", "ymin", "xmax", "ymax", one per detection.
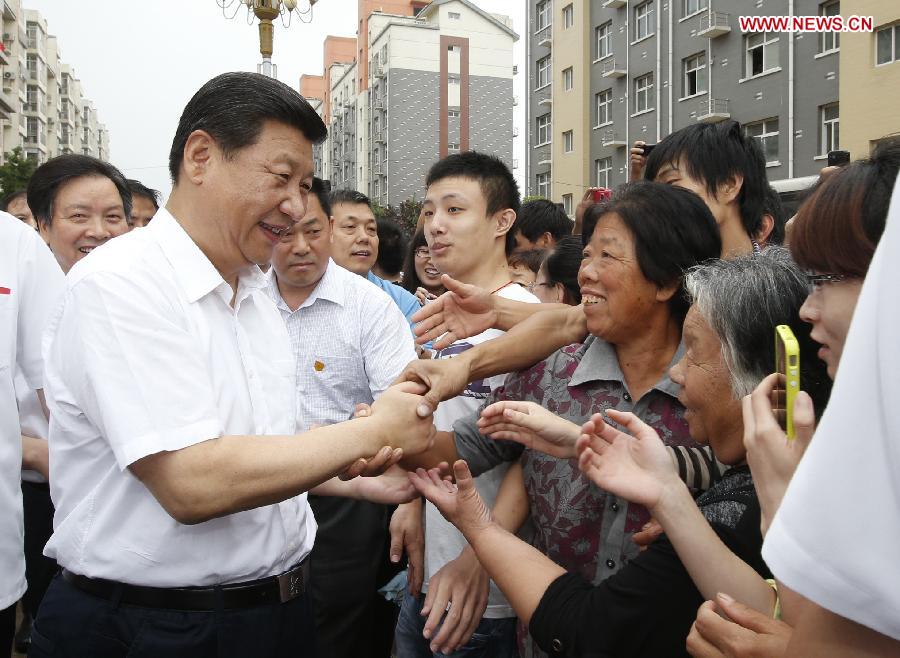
[
  {"xmin": 840, "ymin": 0, "xmax": 900, "ymax": 159},
  {"xmin": 550, "ymin": 0, "xmax": 590, "ymax": 216}
]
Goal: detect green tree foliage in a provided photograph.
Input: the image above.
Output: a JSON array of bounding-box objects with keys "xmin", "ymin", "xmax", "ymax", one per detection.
[
  {"xmin": 372, "ymin": 197, "xmax": 423, "ymax": 237},
  {"xmin": 0, "ymin": 147, "xmax": 37, "ymax": 197}
]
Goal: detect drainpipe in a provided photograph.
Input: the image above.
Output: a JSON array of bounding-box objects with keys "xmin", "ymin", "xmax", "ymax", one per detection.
[
  {"xmin": 656, "ymin": 0, "xmax": 661, "ymax": 141},
  {"xmin": 667, "ymin": 0, "xmax": 673, "ymax": 135},
  {"xmin": 788, "ymin": 0, "xmax": 795, "ymax": 178},
  {"xmin": 625, "ymin": 0, "xmax": 630, "ymax": 184}
]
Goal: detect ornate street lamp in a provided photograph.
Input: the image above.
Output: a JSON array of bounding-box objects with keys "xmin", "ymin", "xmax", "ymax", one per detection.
[{"xmin": 216, "ymin": 0, "xmax": 317, "ymax": 78}]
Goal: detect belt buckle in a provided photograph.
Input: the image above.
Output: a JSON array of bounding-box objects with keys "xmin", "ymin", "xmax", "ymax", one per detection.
[{"xmin": 277, "ymin": 566, "xmax": 304, "ymax": 603}]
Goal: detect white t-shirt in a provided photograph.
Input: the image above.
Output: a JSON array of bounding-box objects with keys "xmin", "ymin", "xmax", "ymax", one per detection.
[
  {"xmin": 424, "ymin": 282, "xmax": 539, "ymax": 619},
  {"xmin": 43, "ymin": 209, "xmax": 315, "ymax": 587},
  {"xmin": 762, "ymin": 178, "xmax": 900, "ymax": 641},
  {"xmin": 0, "ymin": 213, "xmax": 65, "ymax": 610}
]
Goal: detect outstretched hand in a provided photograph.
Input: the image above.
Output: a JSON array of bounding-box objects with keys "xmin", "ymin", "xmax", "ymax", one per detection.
[
  {"xmin": 411, "ymin": 275, "xmax": 497, "ymax": 349},
  {"xmin": 477, "ymin": 400, "xmax": 581, "ymax": 458},
  {"xmin": 575, "ymin": 409, "xmax": 681, "ymax": 511},
  {"xmin": 408, "ymin": 460, "xmax": 493, "ymax": 537},
  {"xmin": 687, "ymin": 593, "xmax": 793, "ymax": 657},
  {"xmin": 393, "ymin": 356, "xmax": 471, "ymax": 417}
]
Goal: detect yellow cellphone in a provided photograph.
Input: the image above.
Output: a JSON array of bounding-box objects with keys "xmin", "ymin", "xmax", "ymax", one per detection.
[{"xmin": 773, "ymin": 325, "xmax": 801, "ymax": 440}]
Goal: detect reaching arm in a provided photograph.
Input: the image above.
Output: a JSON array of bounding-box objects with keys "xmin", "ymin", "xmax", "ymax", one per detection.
[
  {"xmin": 131, "ymin": 384, "xmax": 436, "ymax": 525},
  {"xmin": 491, "ymin": 460, "xmax": 530, "ymax": 533},
  {"xmin": 22, "ymin": 435, "xmax": 49, "ymax": 480},
  {"xmin": 577, "ymin": 410, "xmax": 775, "ymax": 615}
]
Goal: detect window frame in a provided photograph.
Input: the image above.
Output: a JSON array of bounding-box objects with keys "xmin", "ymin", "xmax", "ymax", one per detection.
[
  {"xmin": 594, "ymin": 89, "xmax": 613, "ymax": 128},
  {"xmin": 818, "ymin": 1, "xmax": 840, "ymax": 54},
  {"xmin": 595, "ymin": 21, "xmax": 612, "ymax": 60},
  {"xmin": 595, "ymin": 157, "xmax": 613, "ymax": 188},
  {"xmin": 562, "ymin": 4, "xmax": 574, "ymax": 29},
  {"xmin": 536, "ymin": 113, "xmax": 552, "ymax": 146},
  {"xmin": 563, "ymin": 129, "xmax": 574, "ymax": 153},
  {"xmin": 562, "ymin": 66, "xmax": 574, "ymax": 91},
  {"xmin": 744, "ymin": 117, "xmax": 780, "ymax": 164},
  {"xmin": 746, "ymin": 32, "xmax": 780, "ymax": 78},
  {"xmin": 536, "ymin": 0, "xmax": 552, "ymax": 32},
  {"xmin": 819, "ymin": 103, "xmax": 840, "ymax": 155},
  {"xmin": 536, "ymin": 171, "xmax": 551, "ymax": 198},
  {"xmin": 682, "ymin": 0, "xmax": 707, "ymax": 18},
  {"xmin": 634, "ymin": 73, "xmax": 655, "ymax": 114},
  {"xmin": 682, "ymin": 52, "xmax": 707, "ymax": 98},
  {"xmin": 536, "ymin": 55, "xmax": 552, "ymax": 89},
  {"xmin": 634, "ymin": 1, "xmax": 655, "ymax": 42},
  {"xmin": 876, "ymin": 24, "xmax": 899, "ymax": 66},
  {"xmin": 562, "ymin": 193, "xmax": 574, "ymax": 216}
]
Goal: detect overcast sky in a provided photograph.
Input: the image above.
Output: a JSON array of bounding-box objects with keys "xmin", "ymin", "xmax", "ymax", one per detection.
[{"xmin": 31, "ymin": 0, "xmax": 525, "ymax": 202}]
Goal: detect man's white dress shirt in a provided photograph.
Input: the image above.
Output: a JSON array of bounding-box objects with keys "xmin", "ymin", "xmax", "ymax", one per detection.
[
  {"xmin": 266, "ymin": 259, "xmax": 416, "ymax": 430},
  {"xmin": 0, "ymin": 213, "xmax": 65, "ymax": 610},
  {"xmin": 42, "ymin": 208, "xmax": 315, "ymax": 587}
]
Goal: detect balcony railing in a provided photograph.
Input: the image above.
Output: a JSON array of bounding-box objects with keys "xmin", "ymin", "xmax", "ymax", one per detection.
[
  {"xmin": 697, "ymin": 98, "xmax": 730, "ymax": 123},
  {"xmin": 601, "ymin": 130, "xmax": 627, "ymax": 147},
  {"xmin": 601, "ymin": 59, "xmax": 626, "ymax": 78},
  {"xmin": 698, "ymin": 12, "xmax": 731, "ymax": 38}
]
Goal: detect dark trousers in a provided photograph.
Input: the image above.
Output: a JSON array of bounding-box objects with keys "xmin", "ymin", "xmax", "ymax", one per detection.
[
  {"xmin": 308, "ymin": 495, "xmax": 399, "ymax": 658},
  {"xmin": 29, "ymin": 574, "xmax": 318, "ymax": 658},
  {"xmin": 21, "ymin": 481, "xmax": 57, "ymax": 618},
  {"xmin": 1, "ymin": 603, "xmax": 14, "ymax": 658}
]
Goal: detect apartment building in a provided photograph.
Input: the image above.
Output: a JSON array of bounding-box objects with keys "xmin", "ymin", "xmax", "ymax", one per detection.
[
  {"xmin": 841, "ymin": 1, "xmax": 900, "ymax": 159},
  {"xmin": 525, "ymin": 0, "xmax": 894, "ymax": 208},
  {"xmin": 0, "ymin": 2, "xmax": 108, "ymax": 166},
  {"xmin": 302, "ymin": 0, "xmax": 517, "ymax": 209}
]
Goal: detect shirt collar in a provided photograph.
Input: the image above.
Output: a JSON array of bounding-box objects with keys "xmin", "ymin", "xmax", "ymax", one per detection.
[
  {"xmin": 150, "ymin": 208, "xmax": 267, "ymax": 305},
  {"xmin": 569, "ymin": 334, "xmax": 683, "ymax": 399},
  {"xmin": 268, "ymin": 259, "xmax": 345, "ymax": 313}
]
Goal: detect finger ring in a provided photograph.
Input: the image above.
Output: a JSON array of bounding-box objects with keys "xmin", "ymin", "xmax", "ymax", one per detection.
[{"xmin": 445, "ymin": 601, "xmax": 452, "ymax": 612}]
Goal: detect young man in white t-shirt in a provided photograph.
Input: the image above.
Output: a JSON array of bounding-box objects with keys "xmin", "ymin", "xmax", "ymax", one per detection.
[{"xmin": 394, "ymin": 152, "xmax": 538, "ymax": 657}]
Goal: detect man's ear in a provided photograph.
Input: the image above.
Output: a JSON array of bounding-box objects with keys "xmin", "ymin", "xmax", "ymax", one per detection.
[
  {"xmin": 755, "ymin": 213, "xmax": 775, "ymax": 247},
  {"xmin": 181, "ymin": 130, "xmax": 216, "ymax": 185},
  {"xmin": 717, "ymin": 173, "xmax": 744, "ymax": 206},
  {"xmin": 494, "ymin": 208, "xmax": 516, "ymax": 239},
  {"xmin": 37, "ymin": 219, "xmax": 51, "ymax": 245},
  {"xmin": 536, "ymin": 232, "xmax": 554, "ymax": 249}
]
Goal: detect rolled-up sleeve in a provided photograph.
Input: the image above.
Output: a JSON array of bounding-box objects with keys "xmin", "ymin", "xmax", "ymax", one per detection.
[{"xmin": 55, "ymin": 273, "xmax": 223, "ymax": 468}]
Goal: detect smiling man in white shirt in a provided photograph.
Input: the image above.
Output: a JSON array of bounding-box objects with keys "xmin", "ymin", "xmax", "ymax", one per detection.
[
  {"xmin": 267, "ymin": 176, "xmax": 421, "ymax": 658},
  {"xmin": 31, "ymin": 72, "xmax": 435, "ymax": 658}
]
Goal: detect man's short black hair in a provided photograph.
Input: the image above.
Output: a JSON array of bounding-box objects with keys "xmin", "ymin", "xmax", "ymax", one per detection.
[
  {"xmin": 311, "ymin": 177, "xmax": 332, "ymax": 218},
  {"xmin": 169, "ymin": 72, "xmax": 327, "ymax": 183},
  {"xmin": 762, "ymin": 184, "xmax": 786, "ymax": 245},
  {"xmin": 126, "ymin": 179, "xmax": 161, "ymax": 210},
  {"xmin": 644, "ymin": 120, "xmax": 767, "ymax": 238},
  {"xmin": 329, "ymin": 188, "xmax": 372, "ymax": 211},
  {"xmin": 375, "ymin": 217, "xmax": 407, "ymax": 276},
  {"xmin": 27, "ymin": 154, "xmax": 132, "ymax": 227},
  {"xmin": 425, "ymin": 151, "xmax": 520, "ymax": 255},
  {"xmin": 1, "ymin": 190, "xmax": 27, "ymax": 212},
  {"xmin": 511, "ymin": 199, "xmax": 572, "ymax": 244}
]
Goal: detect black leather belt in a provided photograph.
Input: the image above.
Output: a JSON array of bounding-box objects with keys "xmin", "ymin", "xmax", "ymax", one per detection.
[{"xmin": 62, "ymin": 557, "xmax": 309, "ymax": 611}]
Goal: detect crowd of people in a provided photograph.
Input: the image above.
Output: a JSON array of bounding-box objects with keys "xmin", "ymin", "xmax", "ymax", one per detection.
[{"xmin": 1, "ymin": 69, "xmax": 899, "ymax": 658}]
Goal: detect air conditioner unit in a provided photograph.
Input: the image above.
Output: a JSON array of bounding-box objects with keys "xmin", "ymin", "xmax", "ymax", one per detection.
[
  {"xmin": 2, "ymin": 33, "xmax": 11, "ymax": 41},
  {"xmin": 3, "ymin": 72, "xmax": 12, "ymax": 79}
]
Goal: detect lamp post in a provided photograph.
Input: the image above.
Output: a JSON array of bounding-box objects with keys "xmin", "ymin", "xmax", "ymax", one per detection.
[{"xmin": 217, "ymin": 0, "xmax": 317, "ymax": 78}]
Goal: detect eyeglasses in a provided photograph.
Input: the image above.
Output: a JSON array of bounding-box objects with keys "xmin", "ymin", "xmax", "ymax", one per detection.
[
  {"xmin": 805, "ymin": 272, "xmax": 847, "ymax": 289},
  {"xmin": 415, "ymin": 247, "xmax": 431, "ymax": 258}
]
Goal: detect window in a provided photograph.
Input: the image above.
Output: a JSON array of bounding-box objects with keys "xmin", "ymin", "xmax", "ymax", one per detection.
[
  {"xmin": 683, "ymin": 0, "xmax": 707, "ymax": 16},
  {"xmin": 876, "ymin": 24, "xmax": 900, "ymax": 65},
  {"xmin": 563, "ymin": 4, "xmax": 574, "ymax": 29},
  {"xmin": 634, "ymin": 73, "xmax": 654, "ymax": 113},
  {"xmin": 819, "ymin": 103, "xmax": 839, "ymax": 154},
  {"xmin": 634, "ymin": 1, "xmax": 654, "ymax": 41},
  {"xmin": 536, "ymin": 113, "xmax": 552, "ymax": 145},
  {"xmin": 448, "ymin": 11, "xmax": 461, "ymax": 19},
  {"xmin": 563, "ymin": 130, "xmax": 574, "ymax": 153},
  {"xmin": 536, "ymin": 0, "xmax": 551, "ymax": 32},
  {"xmin": 563, "ymin": 67, "xmax": 573, "ymax": 91},
  {"xmin": 682, "ymin": 52, "xmax": 707, "ymax": 97},
  {"xmin": 562, "ymin": 194, "xmax": 574, "ymax": 216},
  {"xmin": 595, "ymin": 89, "xmax": 612, "ymax": 127},
  {"xmin": 536, "ymin": 55, "xmax": 552, "ymax": 88},
  {"xmin": 819, "ymin": 1, "xmax": 840, "ymax": 53},
  {"xmin": 536, "ymin": 171, "xmax": 551, "ymax": 198},
  {"xmin": 595, "ymin": 157, "xmax": 612, "ymax": 188},
  {"xmin": 448, "ymin": 73, "xmax": 460, "ymax": 85},
  {"xmin": 746, "ymin": 32, "xmax": 779, "ymax": 77},
  {"xmin": 448, "ymin": 142, "xmax": 460, "ymax": 153},
  {"xmin": 448, "ymin": 109, "xmax": 460, "ymax": 118},
  {"xmin": 744, "ymin": 118, "xmax": 780, "ymax": 163},
  {"xmin": 595, "ymin": 21, "xmax": 612, "ymax": 60}
]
